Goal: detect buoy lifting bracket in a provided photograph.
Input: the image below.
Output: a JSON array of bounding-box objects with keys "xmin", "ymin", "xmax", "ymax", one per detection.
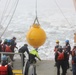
[
  {"xmin": 33, "ymin": 16, "xmax": 40, "ymax": 25},
  {"xmin": 33, "ymin": 0, "xmax": 40, "ymax": 25}
]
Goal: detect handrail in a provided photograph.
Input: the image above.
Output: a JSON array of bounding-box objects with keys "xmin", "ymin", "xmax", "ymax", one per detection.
[
  {"xmin": 0, "ymin": 52, "xmax": 22, "ymax": 54},
  {"xmin": 0, "ymin": 52, "xmax": 24, "ymax": 74}
]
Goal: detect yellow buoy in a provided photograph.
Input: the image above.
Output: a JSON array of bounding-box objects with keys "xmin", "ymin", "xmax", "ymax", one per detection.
[{"xmin": 26, "ymin": 24, "xmax": 46, "ymax": 48}]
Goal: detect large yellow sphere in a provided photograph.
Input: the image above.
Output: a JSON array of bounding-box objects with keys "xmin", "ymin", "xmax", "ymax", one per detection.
[{"xmin": 26, "ymin": 24, "xmax": 46, "ymax": 48}]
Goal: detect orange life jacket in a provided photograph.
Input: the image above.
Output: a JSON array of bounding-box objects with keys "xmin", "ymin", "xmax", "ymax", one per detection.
[
  {"xmin": 5, "ymin": 45, "xmax": 12, "ymax": 52},
  {"xmin": 0, "ymin": 65, "xmax": 8, "ymax": 75},
  {"xmin": 57, "ymin": 52, "xmax": 64, "ymax": 60}
]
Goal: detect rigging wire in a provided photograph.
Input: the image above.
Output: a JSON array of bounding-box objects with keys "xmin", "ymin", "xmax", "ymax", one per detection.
[
  {"xmin": 0, "ymin": 0, "xmax": 19, "ymax": 38},
  {"xmin": 0, "ymin": 0, "xmax": 11, "ymax": 27},
  {"xmin": 54, "ymin": 0, "xmax": 71, "ymax": 26},
  {"xmin": 33, "ymin": 0, "xmax": 39, "ymax": 24},
  {"xmin": 2, "ymin": 0, "xmax": 17, "ymax": 25}
]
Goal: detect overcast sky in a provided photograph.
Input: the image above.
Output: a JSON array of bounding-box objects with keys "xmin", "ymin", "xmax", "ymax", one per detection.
[
  {"xmin": 0, "ymin": 0, "xmax": 75, "ymax": 15},
  {"xmin": 17, "ymin": 0, "xmax": 75, "ymax": 10}
]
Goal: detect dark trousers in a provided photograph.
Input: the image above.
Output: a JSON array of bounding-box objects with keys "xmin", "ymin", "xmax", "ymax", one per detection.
[
  {"xmin": 67, "ymin": 60, "xmax": 70, "ymax": 68},
  {"xmin": 24, "ymin": 60, "xmax": 37, "ymax": 75},
  {"xmin": 24, "ymin": 60, "xmax": 30, "ymax": 75},
  {"xmin": 72, "ymin": 64, "xmax": 76, "ymax": 75},
  {"xmin": 20, "ymin": 53, "xmax": 25, "ymax": 66},
  {"xmin": 56, "ymin": 61, "xmax": 67, "ymax": 75}
]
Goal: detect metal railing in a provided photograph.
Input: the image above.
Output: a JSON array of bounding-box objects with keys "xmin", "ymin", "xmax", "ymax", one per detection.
[{"xmin": 0, "ymin": 52, "xmax": 24, "ymax": 75}]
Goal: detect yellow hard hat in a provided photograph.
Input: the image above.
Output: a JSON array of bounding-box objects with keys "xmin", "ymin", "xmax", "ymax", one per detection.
[{"xmin": 56, "ymin": 40, "xmax": 59, "ymax": 43}]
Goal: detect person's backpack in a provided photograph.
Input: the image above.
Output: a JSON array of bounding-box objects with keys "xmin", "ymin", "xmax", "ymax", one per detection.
[{"xmin": 57, "ymin": 52, "xmax": 64, "ymax": 60}]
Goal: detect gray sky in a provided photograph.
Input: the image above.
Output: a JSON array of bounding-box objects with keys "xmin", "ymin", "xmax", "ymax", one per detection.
[
  {"xmin": 0, "ymin": 0, "xmax": 75, "ymax": 14},
  {"xmin": 10, "ymin": 0, "xmax": 74, "ymax": 14}
]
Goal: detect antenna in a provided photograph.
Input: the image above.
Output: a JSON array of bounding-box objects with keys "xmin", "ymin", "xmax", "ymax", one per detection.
[{"xmin": 33, "ymin": 0, "xmax": 39, "ymax": 25}]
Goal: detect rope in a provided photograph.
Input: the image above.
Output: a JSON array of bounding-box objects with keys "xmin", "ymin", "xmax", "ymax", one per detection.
[
  {"xmin": 33, "ymin": 0, "xmax": 39, "ymax": 25},
  {"xmin": 2, "ymin": 0, "xmax": 17, "ymax": 25},
  {"xmin": 0, "ymin": 0, "xmax": 11, "ymax": 27},
  {"xmin": 54, "ymin": 0, "xmax": 71, "ymax": 26},
  {"xmin": 0, "ymin": 0, "xmax": 19, "ymax": 38}
]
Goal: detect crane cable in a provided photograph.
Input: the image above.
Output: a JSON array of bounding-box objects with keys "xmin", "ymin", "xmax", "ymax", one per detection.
[
  {"xmin": 54, "ymin": 0, "xmax": 71, "ymax": 26},
  {"xmin": 33, "ymin": 0, "xmax": 39, "ymax": 25},
  {"xmin": 0, "ymin": 0, "xmax": 11, "ymax": 27},
  {"xmin": 0, "ymin": 0, "xmax": 19, "ymax": 38}
]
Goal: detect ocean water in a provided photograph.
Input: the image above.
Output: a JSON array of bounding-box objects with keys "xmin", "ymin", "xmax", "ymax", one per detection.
[{"xmin": 0, "ymin": 0, "xmax": 76, "ymax": 60}]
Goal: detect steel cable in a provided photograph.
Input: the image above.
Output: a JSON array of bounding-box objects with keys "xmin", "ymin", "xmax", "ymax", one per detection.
[
  {"xmin": 54, "ymin": 0, "xmax": 71, "ymax": 26},
  {"xmin": 0, "ymin": 0, "xmax": 19, "ymax": 38}
]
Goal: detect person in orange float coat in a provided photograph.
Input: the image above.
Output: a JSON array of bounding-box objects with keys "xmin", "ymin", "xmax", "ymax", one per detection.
[
  {"xmin": 54, "ymin": 40, "xmax": 60, "ymax": 67},
  {"xmin": 0, "ymin": 55, "xmax": 13, "ymax": 75}
]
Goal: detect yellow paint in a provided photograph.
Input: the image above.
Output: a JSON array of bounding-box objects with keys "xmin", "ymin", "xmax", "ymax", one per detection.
[
  {"xmin": 13, "ymin": 74, "xmax": 22, "ymax": 75},
  {"xmin": 13, "ymin": 70, "xmax": 22, "ymax": 75},
  {"xmin": 26, "ymin": 24, "xmax": 46, "ymax": 47}
]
